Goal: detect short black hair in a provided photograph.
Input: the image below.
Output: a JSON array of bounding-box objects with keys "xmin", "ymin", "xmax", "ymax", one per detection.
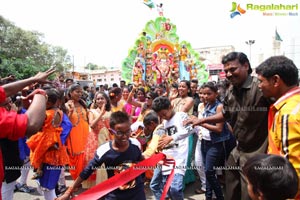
[
  {"xmin": 243, "ymin": 154, "xmax": 298, "ymax": 200},
  {"xmin": 191, "ymin": 79, "xmax": 198, "ymax": 85},
  {"xmin": 222, "ymin": 52, "xmax": 252, "ymax": 74},
  {"xmin": 65, "ymin": 78, "xmax": 74, "ymax": 82},
  {"xmin": 171, "ymin": 83, "xmax": 178, "ymax": 89},
  {"xmin": 83, "ymin": 85, "xmax": 89, "ymax": 90},
  {"xmin": 202, "ymin": 81, "xmax": 218, "ymax": 93},
  {"xmin": 137, "ymin": 87, "xmax": 146, "ymax": 96},
  {"xmin": 256, "ymin": 56, "xmax": 299, "ymax": 86},
  {"xmin": 109, "ymin": 111, "xmax": 130, "ymax": 129},
  {"xmin": 109, "ymin": 87, "xmax": 122, "ymax": 99},
  {"xmin": 152, "ymin": 96, "xmax": 171, "ymax": 112},
  {"xmin": 147, "ymin": 91, "xmax": 159, "ymax": 100},
  {"xmin": 143, "ymin": 111, "xmax": 159, "ymax": 125},
  {"xmin": 46, "ymin": 88, "xmax": 60, "ymax": 105}
]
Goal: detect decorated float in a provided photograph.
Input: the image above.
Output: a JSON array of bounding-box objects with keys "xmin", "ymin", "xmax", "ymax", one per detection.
[{"xmin": 122, "ymin": 10, "xmax": 208, "ymax": 86}]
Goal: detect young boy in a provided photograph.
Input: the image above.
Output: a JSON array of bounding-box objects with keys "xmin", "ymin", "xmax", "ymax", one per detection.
[
  {"xmin": 142, "ymin": 111, "xmax": 165, "ymax": 159},
  {"xmin": 150, "ymin": 96, "xmax": 193, "ymax": 200},
  {"xmin": 243, "ymin": 154, "xmax": 298, "ymax": 200},
  {"xmin": 140, "ymin": 111, "xmax": 165, "ymax": 184},
  {"xmin": 57, "ymin": 111, "xmax": 145, "ymax": 200}
]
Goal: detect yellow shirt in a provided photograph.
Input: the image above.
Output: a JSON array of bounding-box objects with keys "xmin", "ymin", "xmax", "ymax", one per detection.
[
  {"xmin": 142, "ymin": 124, "xmax": 165, "ymax": 159},
  {"xmin": 268, "ymin": 87, "xmax": 300, "ymax": 197},
  {"xmin": 111, "ymin": 100, "xmax": 125, "ymax": 112}
]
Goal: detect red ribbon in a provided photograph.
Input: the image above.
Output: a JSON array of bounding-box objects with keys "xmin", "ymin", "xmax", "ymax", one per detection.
[{"xmin": 73, "ymin": 153, "xmax": 175, "ymax": 200}]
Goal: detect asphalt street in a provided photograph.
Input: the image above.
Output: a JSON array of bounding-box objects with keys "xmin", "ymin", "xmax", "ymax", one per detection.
[{"xmin": 14, "ymin": 170, "xmax": 206, "ymax": 200}]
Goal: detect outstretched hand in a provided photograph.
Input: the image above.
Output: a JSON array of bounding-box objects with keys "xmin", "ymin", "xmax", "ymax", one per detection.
[
  {"xmin": 55, "ymin": 186, "xmax": 76, "ymax": 200},
  {"xmin": 158, "ymin": 135, "xmax": 173, "ymax": 149},
  {"xmin": 21, "ymin": 89, "xmax": 47, "ymax": 100},
  {"xmin": 55, "ymin": 192, "xmax": 71, "ymax": 200},
  {"xmin": 183, "ymin": 116, "xmax": 203, "ymax": 127},
  {"xmin": 32, "ymin": 66, "xmax": 56, "ymax": 84},
  {"xmin": 99, "ymin": 103, "xmax": 106, "ymax": 116}
]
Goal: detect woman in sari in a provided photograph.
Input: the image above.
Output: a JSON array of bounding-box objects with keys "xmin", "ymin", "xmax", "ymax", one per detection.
[
  {"xmin": 83, "ymin": 92, "xmax": 111, "ymax": 188},
  {"xmin": 65, "ymin": 84, "xmax": 89, "ymax": 181},
  {"xmin": 171, "ymin": 80, "xmax": 196, "ymax": 186}
]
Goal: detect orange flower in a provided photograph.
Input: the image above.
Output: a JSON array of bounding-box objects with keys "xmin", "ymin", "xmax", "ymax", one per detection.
[{"xmin": 109, "ymin": 92, "xmax": 115, "ymax": 97}]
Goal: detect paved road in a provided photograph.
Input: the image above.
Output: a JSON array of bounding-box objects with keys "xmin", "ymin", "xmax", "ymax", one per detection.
[{"xmin": 14, "ymin": 170, "xmax": 206, "ymax": 200}]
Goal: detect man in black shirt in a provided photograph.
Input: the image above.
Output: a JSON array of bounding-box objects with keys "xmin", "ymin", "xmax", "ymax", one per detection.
[{"xmin": 187, "ymin": 52, "xmax": 271, "ymax": 200}]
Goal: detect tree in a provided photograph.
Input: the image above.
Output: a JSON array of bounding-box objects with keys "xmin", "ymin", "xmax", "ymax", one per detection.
[
  {"xmin": 85, "ymin": 63, "xmax": 98, "ymax": 70},
  {"xmin": 0, "ymin": 15, "xmax": 72, "ymax": 79}
]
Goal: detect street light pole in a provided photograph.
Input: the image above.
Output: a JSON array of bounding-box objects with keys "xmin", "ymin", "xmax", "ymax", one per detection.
[{"xmin": 245, "ymin": 40, "xmax": 255, "ymax": 62}]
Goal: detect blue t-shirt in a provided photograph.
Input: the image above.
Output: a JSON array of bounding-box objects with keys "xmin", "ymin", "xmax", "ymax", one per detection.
[
  {"xmin": 80, "ymin": 138, "xmax": 145, "ymax": 200},
  {"xmin": 18, "ymin": 108, "xmax": 30, "ymax": 160}
]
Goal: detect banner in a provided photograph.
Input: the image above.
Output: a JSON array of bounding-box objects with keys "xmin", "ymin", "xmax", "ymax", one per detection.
[{"xmin": 73, "ymin": 153, "xmax": 175, "ymax": 200}]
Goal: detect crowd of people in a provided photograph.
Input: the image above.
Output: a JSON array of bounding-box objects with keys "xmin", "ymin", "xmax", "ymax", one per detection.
[{"xmin": 0, "ymin": 52, "xmax": 299, "ymax": 200}]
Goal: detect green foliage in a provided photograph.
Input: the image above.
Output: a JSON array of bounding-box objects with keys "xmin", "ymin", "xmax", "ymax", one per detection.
[
  {"xmin": 0, "ymin": 15, "xmax": 72, "ymax": 79},
  {"xmin": 83, "ymin": 64, "xmax": 107, "ymax": 71}
]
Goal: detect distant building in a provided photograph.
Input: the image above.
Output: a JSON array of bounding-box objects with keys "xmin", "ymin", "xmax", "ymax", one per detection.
[
  {"xmin": 65, "ymin": 66, "xmax": 121, "ymax": 87},
  {"xmin": 195, "ymin": 45, "xmax": 235, "ymax": 81},
  {"xmin": 90, "ymin": 68, "xmax": 121, "ymax": 87}
]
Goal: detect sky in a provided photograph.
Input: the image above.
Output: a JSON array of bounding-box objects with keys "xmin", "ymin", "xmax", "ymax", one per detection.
[{"xmin": 0, "ymin": 0, "xmax": 300, "ymax": 69}]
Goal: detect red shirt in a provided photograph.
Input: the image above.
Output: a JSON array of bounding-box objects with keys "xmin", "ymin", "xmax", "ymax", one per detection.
[{"xmin": 0, "ymin": 86, "xmax": 28, "ymax": 200}]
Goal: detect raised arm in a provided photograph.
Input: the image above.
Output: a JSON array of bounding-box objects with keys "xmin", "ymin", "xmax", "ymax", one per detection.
[
  {"xmin": 24, "ymin": 89, "xmax": 48, "ymax": 137},
  {"xmin": 3, "ymin": 67, "xmax": 55, "ymax": 97},
  {"xmin": 183, "ymin": 106, "xmax": 225, "ymax": 128},
  {"xmin": 126, "ymin": 86, "xmax": 143, "ymax": 108}
]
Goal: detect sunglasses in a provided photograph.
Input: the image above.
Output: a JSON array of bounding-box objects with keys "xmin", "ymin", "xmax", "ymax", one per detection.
[{"xmin": 109, "ymin": 128, "xmax": 131, "ymax": 136}]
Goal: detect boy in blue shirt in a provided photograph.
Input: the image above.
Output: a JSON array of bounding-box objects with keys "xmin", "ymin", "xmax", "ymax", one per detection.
[{"xmin": 58, "ymin": 111, "xmax": 145, "ymax": 200}]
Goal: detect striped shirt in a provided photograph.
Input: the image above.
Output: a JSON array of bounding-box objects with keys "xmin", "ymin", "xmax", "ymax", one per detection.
[{"xmin": 268, "ymin": 87, "xmax": 300, "ymax": 198}]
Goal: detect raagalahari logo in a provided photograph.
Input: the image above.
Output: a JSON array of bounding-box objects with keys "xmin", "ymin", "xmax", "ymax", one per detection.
[
  {"xmin": 230, "ymin": 2, "xmax": 246, "ymax": 18},
  {"xmin": 230, "ymin": 2, "xmax": 298, "ymax": 18}
]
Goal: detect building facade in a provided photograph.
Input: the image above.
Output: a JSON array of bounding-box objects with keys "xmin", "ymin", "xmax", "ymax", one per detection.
[
  {"xmin": 90, "ymin": 68, "xmax": 122, "ymax": 87},
  {"xmin": 195, "ymin": 45, "xmax": 235, "ymax": 81}
]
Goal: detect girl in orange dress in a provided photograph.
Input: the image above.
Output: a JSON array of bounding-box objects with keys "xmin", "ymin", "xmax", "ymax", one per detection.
[
  {"xmin": 26, "ymin": 88, "xmax": 69, "ymax": 200},
  {"xmin": 82, "ymin": 92, "xmax": 112, "ymax": 188},
  {"xmin": 65, "ymin": 84, "xmax": 89, "ymax": 180}
]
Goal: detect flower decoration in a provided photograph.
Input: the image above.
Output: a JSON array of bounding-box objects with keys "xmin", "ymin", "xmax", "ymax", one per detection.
[{"xmin": 109, "ymin": 92, "xmax": 115, "ymax": 97}]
